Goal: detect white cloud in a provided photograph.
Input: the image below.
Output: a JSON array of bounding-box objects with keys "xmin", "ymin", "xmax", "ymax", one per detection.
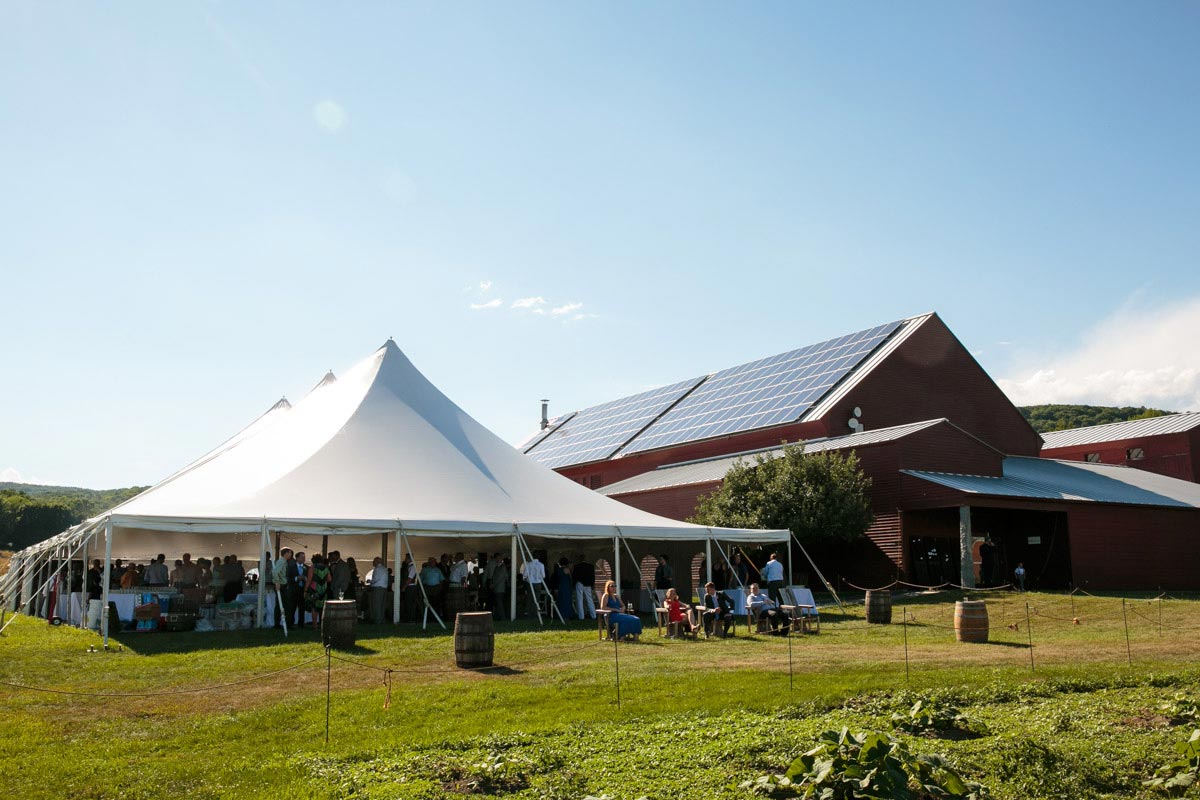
[
  {"xmin": 511, "ymin": 296, "xmax": 547, "ymax": 310},
  {"xmin": 469, "ymin": 298, "xmax": 503, "ymax": 310},
  {"xmin": 550, "ymin": 302, "xmax": 583, "ymax": 316},
  {"xmin": 479, "ymin": 280, "xmax": 493, "ymax": 293},
  {"xmin": 1, "ymin": 467, "xmax": 50, "ymax": 485},
  {"xmin": 998, "ymin": 295, "xmax": 1200, "ymax": 412},
  {"xmin": 312, "ymin": 99, "xmax": 348, "ymax": 132}
]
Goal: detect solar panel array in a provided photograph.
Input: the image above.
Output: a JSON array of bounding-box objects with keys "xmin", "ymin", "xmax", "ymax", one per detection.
[
  {"xmin": 618, "ymin": 319, "xmax": 906, "ymax": 455},
  {"xmin": 524, "ymin": 377, "xmax": 706, "ymax": 469},
  {"xmin": 517, "ymin": 412, "xmax": 576, "ymax": 453}
]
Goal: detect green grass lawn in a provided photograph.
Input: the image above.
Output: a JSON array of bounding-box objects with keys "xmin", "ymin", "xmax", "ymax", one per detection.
[{"xmin": 2, "ymin": 590, "xmax": 1199, "ymax": 799}]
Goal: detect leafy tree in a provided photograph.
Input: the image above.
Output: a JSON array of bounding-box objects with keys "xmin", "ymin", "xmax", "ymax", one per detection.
[{"xmin": 689, "ymin": 443, "xmax": 873, "ymax": 545}]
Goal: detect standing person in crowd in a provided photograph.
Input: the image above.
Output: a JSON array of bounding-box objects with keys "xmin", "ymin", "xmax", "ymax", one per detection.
[
  {"xmin": 169, "ymin": 559, "xmax": 182, "ymax": 587},
  {"xmin": 120, "ymin": 561, "xmax": 139, "ymax": 589},
  {"xmin": 552, "ymin": 556, "xmax": 574, "ymax": 621},
  {"xmin": 654, "ymin": 554, "xmax": 674, "ymax": 591},
  {"xmin": 482, "ymin": 552, "xmax": 500, "ymax": 612},
  {"xmin": 762, "ymin": 551, "xmax": 785, "ymax": 605},
  {"xmin": 522, "ymin": 553, "xmax": 546, "ymax": 618},
  {"xmin": 223, "ymin": 554, "xmax": 245, "ymax": 602},
  {"xmin": 143, "ymin": 554, "xmax": 168, "ymax": 587},
  {"xmin": 178, "ymin": 553, "xmax": 200, "ymax": 588},
  {"xmin": 712, "ymin": 560, "xmax": 728, "ymax": 591},
  {"xmin": 1014, "ymin": 562, "xmax": 1027, "ymax": 592},
  {"xmin": 449, "ymin": 552, "xmax": 469, "ymax": 587},
  {"xmin": 746, "ymin": 582, "xmax": 785, "ymax": 634},
  {"xmin": 700, "ymin": 581, "xmax": 734, "ymax": 637},
  {"xmin": 87, "ymin": 559, "xmax": 103, "ymax": 601},
  {"xmin": 345, "ymin": 557, "xmax": 360, "ymax": 601},
  {"xmin": 306, "ymin": 554, "xmax": 331, "ymax": 631},
  {"xmin": 110, "ymin": 560, "xmax": 124, "ymax": 589},
  {"xmin": 438, "ymin": 553, "xmax": 452, "ymax": 580},
  {"xmin": 368, "ymin": 556, "xmax": 390, "ymax": 624},
  {"xmin": 731, "ymin": 552, "xmax": 750, "ymax": 589},
  {"xmin": 491, "ymin": 556, "xmax": 510, "ymax": 620},
  {"xmin": 572, "ymin": 555, "xmax": 596, "ymax": 620},
  {"xmin": 292, "ymin": 552, "xmax": 307, "ymax": 626},
  {"xmin": 271, "ymin": 548, "xmax": 295, "ymax": 630},
  {"xmin": 419, "ymin": 557, "xmax": 444, "ymax": 618},
  {"xmin": 399, "ymin": 554, "xmax": 416, "ymax": 621},
  {"xmin": 328, "ymin": 551, "xmax": 350, "ymax": 600},
  {"xmin": 206, "ymin": 556, "xmax": 223, "ymax": 599}
]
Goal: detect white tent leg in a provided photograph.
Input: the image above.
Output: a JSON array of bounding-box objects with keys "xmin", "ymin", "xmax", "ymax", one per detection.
[
  {"xmin": 392, "ymin": 527, "xmax": 401, "ymax": 625},
  {"xmin": 613, "ymin": 535, "xmax": 621, "ymax": 598},
  {"xmin": 101, "ymin": 517, "xmax": 113, "ymax": 647},
  {"xmin": 77, "ymin": 536, "xmax": 88, "ymax": 627},
  {"xmin": 509, "ymin": 535, "xmax": 517, "ymax": 622},
  {"xmin": 401, "ymin": 530, "xmax": 444, "ymax": 630},
  {"xmin": 516, "ymin": 532, "xmax": 563, "ymax": 625},
  {"xmin": 256, "ymin": 521, "xmax": 267, "ymax": 628}
]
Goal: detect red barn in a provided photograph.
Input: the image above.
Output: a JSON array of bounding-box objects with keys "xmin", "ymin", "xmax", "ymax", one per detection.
[
  {"xmin": 522, "ymin": 313, "xmax": 1200, "ymax": 591},
  {"xmin": 1039, "ymin": 414, "xmax": 1200, "ymax": 483}
]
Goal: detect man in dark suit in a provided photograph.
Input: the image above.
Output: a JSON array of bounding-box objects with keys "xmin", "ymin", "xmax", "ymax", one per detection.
[{"xmin": 700, "ymin": 581, "xmax": 734, "ymax": 637}]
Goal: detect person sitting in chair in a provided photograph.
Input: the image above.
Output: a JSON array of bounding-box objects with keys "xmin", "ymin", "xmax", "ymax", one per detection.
[
  {"xmin": 664, "ymin": 587, "xmax": 695, "ymax": 638},
  {"xmin": 601, "ymin": 580, "xmax": 641, "ymax": 641},
  {"xmin": 700, "ymin": 581, "xmax": 734, "ymax": 637},
  {"xmin": 747, "ymin": 582, "xmax": 785, "ymax": 634}
]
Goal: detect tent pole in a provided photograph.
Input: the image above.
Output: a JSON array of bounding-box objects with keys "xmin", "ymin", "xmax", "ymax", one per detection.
[
  {"xmin": 613, "ymin": 535, "xmax": 621, "ymax": 600},
  {"xmin": 257, "ymin": 520, "xmax": 267, "ymax": 629},
  {"xmin": 402, "ymin": 530, "xmax": 444, "ymax": 630},
  {"xmin": 705, "ymin": 535, "xmax": 713, "ymax": 585},
  {"xmin": 509, "ymin": 533, "xmax": 518, "ymax": 622},
  {"xmin": 78, "ymin": 533, "xmax": 87, "ymax": 627},
  {"xmin": 791, "ymin": 532, "xmax": 844, "ymax": 612},
  {"xmin": 516, "ymin": 531, "xmax": 562, "ymax": 626},
  {"xmin": 392, "ymin": 526, "xmax": 401, "ymax": 626},
  {"xmin": 101, "ymin": 517, "xmax": 113, "ymax": 647},
  {"xmin": 514, "ymin": 528, "xmax": 544, "ymax": 626}
]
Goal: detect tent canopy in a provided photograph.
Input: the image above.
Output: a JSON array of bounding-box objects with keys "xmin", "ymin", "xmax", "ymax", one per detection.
[{"xmin": 81, "ymin": 340, "xmax": 786, "ymax": 544}]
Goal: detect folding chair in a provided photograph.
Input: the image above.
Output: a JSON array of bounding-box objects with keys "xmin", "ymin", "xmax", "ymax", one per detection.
[
  {"xmin": 594, "ymin": 588, "xmax": 614, "ymax": 640},
  {"xmin": 652, "ymin": 589, "xmax": 670, "ymax": 637},
  {"xmin": 788, "ymin": 586, "xmax": 820, "ymax": 634}
]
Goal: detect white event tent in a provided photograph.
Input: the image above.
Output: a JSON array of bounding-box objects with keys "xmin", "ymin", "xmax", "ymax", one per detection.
[{"xmin": 2, "ymin": 341, "xmax": 788, "ymax": 642}]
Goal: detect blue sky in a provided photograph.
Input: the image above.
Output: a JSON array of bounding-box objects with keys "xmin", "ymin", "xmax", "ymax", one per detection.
[{"xmin": 3, "ymin": 3, "xmax": 1199, "ymax": 488}]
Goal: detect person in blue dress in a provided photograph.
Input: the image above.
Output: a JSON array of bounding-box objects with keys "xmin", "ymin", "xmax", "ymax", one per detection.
[
  {"xmin": 601, "ymin": 580, "xmax": 641, "ymax": 640},
  {"xmin": 553, "ymin": 557, "xmax": 575, "ymax": 621}
]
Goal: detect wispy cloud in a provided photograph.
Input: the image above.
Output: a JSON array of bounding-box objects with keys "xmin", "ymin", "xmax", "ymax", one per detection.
[
  {"xmin": 469, "ymin": 298, "xmax": 503, "ymax": 310},
  {"xmin": 479, "ymin": 280, "xmax": 493, "ymax": 293},
  {"xmin": 1, "ymin": 467, "xmax": 51, "ymax": 485},
  {"xmin": 998, "ymin": 295, "xmax": 1200, "ymax": 412},
  {"xmin": 511, "ymin": 296, "xmax": 547, "ymax": 310},
  {"xmin": 550, "ymin": 302, "xmax": 583, "ymax": 316}
]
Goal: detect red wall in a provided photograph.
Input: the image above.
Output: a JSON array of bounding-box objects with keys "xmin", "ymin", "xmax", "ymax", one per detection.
[
  {"xmin": 1067, "ymin": 505, "xmax": 1200, "ymax": 590},
  {"xmin": 1041, "ymin": 431, "xmax": 1199, "ymax": 483},
  {"xmin": 818, "ymin": 314, "xmax": 1043, "ymax": 457}
]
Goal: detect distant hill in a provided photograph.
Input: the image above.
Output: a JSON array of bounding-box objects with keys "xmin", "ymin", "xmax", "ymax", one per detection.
[
  {"xmin": 1018, "ymin": 405, "xmax": 1174, "ymax": 434},
  {"xmin": 0, "ymin": 483, "xmax": 148, "ymax": 552}
]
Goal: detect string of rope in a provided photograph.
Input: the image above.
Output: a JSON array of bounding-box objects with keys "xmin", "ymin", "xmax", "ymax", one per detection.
[
  {"xmin": 842, "ymin": 579, "xmax": 899, "ymax": 592},
  {"xmin": 328, "ymin": 638, "xmax": 606, "ymax": 676},
  {"xmin": 0, "ymin": 654, "xmax": 325, "ymax": 697},
  {"xmin": 1127, "ymin": 605, "xmax": 1200, "ymax": 632}
]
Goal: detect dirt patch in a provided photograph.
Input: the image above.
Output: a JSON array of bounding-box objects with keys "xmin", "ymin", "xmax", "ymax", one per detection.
[{"xmin": 1119, "ymin": 711, "xmax": 1170, "ymax": 729}]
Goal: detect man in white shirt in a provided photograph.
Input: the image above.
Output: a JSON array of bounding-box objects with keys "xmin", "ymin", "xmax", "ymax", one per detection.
[
  {"xmin": 448, "ymin": 553, "xmax": 469, "ymax": 586},
  {"xmin": 368, "ymin": 556, "xmax": 390, "ymax": 624},
  {"xmin": 143, "ymin": 554, "xmax": 169, "ymax": 587},
  {"xmin": 763, "ymin": 552, "xmax": 785, "ymax": 605},
  {"xmin": 522, "ymin": 555, "xmax": 546, "ymax": 617}
]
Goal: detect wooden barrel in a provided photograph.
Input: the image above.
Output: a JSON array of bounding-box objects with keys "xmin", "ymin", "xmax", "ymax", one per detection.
[
  {"xmin": 954, "ymin": 600, "xmax": 989, "ymax": 643},
  {"xmin": 454, "ymin": 611, "xmax": 494, "ymax": 668},
  {"xmin": 445, "ymin": 585, "xmax": 470, "ymax": 617},
  {"xmin": 865, "ymin": 589, "xmax": 892, "ymax": 624},
  {"xmin": 322, "ymin": 600, "xmax": 357, "ymax": 649}
]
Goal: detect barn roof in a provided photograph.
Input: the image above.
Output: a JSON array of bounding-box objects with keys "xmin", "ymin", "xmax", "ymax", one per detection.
[
  {"xmin": 904, "ymin": 456, "xmax": 1200, "ymax": 509},
  {"xmin": 1039, "ymin": 412, "xmax": 1200, "ymax": 450},
  {"xmin": 524, "ymin": 313, "xmax": 934, "ymax": 469},
  {"xmin": 597, "ymin": 418, "xmax": 950, "ymax": 496}
]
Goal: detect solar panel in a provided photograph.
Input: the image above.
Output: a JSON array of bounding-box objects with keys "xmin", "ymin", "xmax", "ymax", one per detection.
[
  {"xmin": 525, "ymin": 376, "xmax": 706, "ymax": 469},
  {"xmin": 517, "ymin": 412, "xmax": 577, "ymax": 453},
  {"xmin": 618, "ymin": 319, "xmax": 905, "ymax": 456}
]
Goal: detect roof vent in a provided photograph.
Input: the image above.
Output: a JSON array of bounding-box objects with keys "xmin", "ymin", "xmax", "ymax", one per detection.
[{"xmin": 540, "ymin": 399, "xmax": 550, "ymax": 430}]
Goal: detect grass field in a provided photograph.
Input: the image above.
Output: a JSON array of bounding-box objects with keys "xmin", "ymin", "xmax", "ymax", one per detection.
[{"xmin": 2, "ymin": 590, "xmax": 1199, "ymax": 799}]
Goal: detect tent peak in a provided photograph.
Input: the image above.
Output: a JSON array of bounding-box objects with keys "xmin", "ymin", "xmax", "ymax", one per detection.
[{"xmin": 269, "ymin": 397, "xmax": 291, "ymax": 411}]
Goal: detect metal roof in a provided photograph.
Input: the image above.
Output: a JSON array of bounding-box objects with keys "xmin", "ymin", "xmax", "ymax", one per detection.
[
  {"xmin": 903, "ymin": 457, "xmax": 1200, "ymax": 509},
  {"xmin": 1039, "ymin": 412, "xmax": 1200, "ymax": 450},
  {"xmin": 598, "ymin": 418, "xmax": 950, "ymax": 496}
]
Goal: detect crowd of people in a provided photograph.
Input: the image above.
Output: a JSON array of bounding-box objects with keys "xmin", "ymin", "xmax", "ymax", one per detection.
[{"xmin": 81, "ymin": 552, "xmax": 250, "ymax": 603}]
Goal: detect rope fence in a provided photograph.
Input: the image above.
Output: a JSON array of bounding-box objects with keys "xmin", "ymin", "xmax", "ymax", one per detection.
[{"xmin": 1, "ymin": 587, "xmax": 1197, "ymax": 729}]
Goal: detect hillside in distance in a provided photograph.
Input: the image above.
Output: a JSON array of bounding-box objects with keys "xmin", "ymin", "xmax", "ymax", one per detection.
[{"xmin": 1018, "ymin": 404, "xmax": 1174, "ymax": 434}]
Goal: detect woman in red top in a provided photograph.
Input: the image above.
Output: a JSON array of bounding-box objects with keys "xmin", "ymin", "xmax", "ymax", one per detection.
[{"xmin": 664, "ymin": 587, "xmax": 695, "ymax": 638}]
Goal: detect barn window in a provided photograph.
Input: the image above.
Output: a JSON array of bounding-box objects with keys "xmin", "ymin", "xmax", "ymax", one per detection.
[
  {"xmin": 1127, "ymin": 447, "xmax": 1145, "ymax": 461},
  {"xmin": 1085, "ymin": 453, "xmax": 1101, "ymax": 463}
]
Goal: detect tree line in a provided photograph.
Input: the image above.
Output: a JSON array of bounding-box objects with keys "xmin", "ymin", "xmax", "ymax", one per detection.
[
  {"xmin": 0, "ymin": 484, "xmax": 147, "ymax": 552},
  {"xmin": 1017, "ymin": 404, "xmax": 1173, "ymax": 434}
]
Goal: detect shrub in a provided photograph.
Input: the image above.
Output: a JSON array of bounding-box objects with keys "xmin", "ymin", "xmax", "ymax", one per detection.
[{"xmin": 1145, "ymin": 729, "xmax": 1200, "ymax": 796}]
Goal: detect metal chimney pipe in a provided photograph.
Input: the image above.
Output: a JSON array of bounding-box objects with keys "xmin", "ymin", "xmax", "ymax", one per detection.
[{"xmin": 540, "ymin": 399, "xmax": 549, "ymax": 430}]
